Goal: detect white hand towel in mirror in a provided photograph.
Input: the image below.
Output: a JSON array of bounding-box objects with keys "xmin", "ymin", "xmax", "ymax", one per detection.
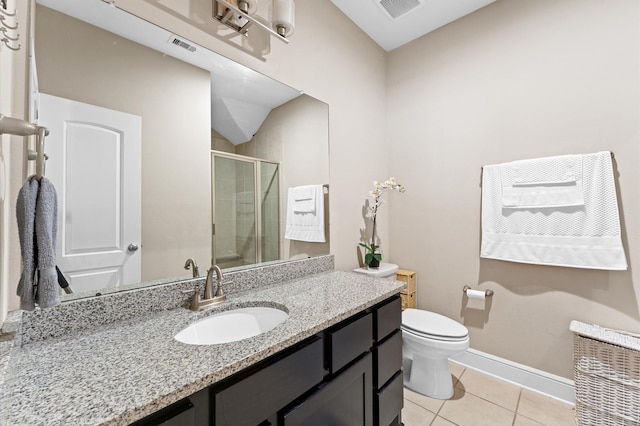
[
  {"xmin": 291, "ymin": 185, "xmax": 316, "ymax": 213},
  {"xmin": 285, "ymin": 185, "xmax": 325, "ymax": 242}
]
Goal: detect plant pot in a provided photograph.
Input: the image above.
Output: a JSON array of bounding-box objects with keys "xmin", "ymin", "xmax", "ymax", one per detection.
[{"xmin": 368, "ymin": 257, "xmax": 380, "ymax": 268}]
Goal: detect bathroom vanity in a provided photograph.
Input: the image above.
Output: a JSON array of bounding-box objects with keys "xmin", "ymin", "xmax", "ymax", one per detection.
[
  {"xmin": 138, "ymin": 296, "xmax": 403, "ymax": 426},
  {"xmin": 0, "ymin": 258, "xmax": 405, "ymax": 426}
]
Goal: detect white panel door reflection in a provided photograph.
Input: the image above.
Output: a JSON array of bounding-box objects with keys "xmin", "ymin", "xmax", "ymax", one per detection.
[{"xmin": 38, "ymin": 93, "xmax": 141, "ymax": 294}]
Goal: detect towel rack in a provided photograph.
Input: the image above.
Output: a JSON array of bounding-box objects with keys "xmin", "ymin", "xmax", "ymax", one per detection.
[
  {"xmin": 0, "ymin": 114, "xmax": 49, "ymax": 180},
  {"xmin": 481, "ymin": 151, "xmax": 615, "ymax": 172},
  {"xmin": 1, "ymin": 114, "xmax": 72, "ymax": 294},
  {"xmin": 479, "ymin": 151, "xmax": 615, "ymax": 185}
]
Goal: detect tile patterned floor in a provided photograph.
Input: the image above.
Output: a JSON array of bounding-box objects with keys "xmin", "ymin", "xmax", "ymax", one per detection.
[{"xmin": 402, "ymin": 363, "xmax": 575, "ymax": 426}]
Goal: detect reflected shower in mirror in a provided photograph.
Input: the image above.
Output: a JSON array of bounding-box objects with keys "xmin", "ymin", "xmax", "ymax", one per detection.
[{"xmin": 33, "ymin": 0, "xmax": 329, "ymax": 299}]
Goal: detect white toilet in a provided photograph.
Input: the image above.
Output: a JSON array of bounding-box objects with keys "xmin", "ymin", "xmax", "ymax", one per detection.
[{"xmin": 353, "ymin": 263, "xmax": 470, "ymax": 400}]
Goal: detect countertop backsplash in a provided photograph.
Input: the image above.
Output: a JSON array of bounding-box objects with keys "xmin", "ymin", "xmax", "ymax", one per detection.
[{"xmin": 6, "ymin": 255, "xmax": 335, "ymax": 346}]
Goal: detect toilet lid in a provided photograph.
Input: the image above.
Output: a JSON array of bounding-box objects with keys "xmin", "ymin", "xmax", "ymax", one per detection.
[{"xmin": 402, "ymin": 309, "xmax": 468, "ymax": 339}]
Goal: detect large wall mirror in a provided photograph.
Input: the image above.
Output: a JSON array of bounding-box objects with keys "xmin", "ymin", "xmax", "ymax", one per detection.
[{"xmin": 32, "ymin": 0, "xmax": 330, "ymax": 300}]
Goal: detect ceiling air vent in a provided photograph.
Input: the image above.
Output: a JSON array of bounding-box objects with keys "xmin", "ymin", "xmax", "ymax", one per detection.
[
  {"xmin": 168, "ymin": 36, "xmax": 196, "ymax": 52},
  {"xmin": 378, "ymin": 0, "xmax": 423, "ymax": 19}
]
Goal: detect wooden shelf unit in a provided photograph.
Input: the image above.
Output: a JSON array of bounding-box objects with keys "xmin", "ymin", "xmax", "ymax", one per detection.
[{"xmin": 396, "ymin": 269, "xmax": 416, "ymax": 311}]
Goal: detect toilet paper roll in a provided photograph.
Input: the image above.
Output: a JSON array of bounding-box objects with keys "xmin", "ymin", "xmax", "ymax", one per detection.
[{"xmin": 465, "ymin": 289, "xmax": 486, "ymax": 300}]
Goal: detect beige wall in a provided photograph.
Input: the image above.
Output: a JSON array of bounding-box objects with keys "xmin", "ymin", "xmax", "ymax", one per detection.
[
  {"xmin": 387, "ymin": 0, "xmax": 640, "ymax": 379},
  {"xmin": 114, "ymin": 0, "xmax": 390, "ymax": 272},
  {"xmin": 239, "ymin": 95, "xmax": 330, "ymax": 260},
  {"xmin": 34, "ymin": 6, "xmax": 211, "ymax": 286}
]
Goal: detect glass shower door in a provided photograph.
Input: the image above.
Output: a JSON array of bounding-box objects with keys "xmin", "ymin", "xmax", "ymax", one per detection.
[
  {"xmin": 212, "ymin": 154, "xmax": 257, "ymax": 269},
  {"xmin": 260, "ymin": 161, "xmax": 280, "ymax": 262}
]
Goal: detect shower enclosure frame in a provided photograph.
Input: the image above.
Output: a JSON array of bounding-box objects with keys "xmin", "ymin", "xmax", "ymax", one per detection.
[{"xmin": 211, "ymin": 150, "xmax": 281, "ymax": 268}]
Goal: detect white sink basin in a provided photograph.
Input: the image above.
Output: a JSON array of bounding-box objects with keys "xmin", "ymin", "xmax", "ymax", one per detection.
[{"xmin": 174, "ymin": 306, "xmax": 288, "ymax": 345}]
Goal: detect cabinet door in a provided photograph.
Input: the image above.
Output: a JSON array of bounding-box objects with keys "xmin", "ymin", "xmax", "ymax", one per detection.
[
  {"xmin": 215, "ymin": 337, "xmax": 324, "ymax": 426},
  {"xmin": 282, "ymin": 353, "xmax": 373, "ymax": 426}
]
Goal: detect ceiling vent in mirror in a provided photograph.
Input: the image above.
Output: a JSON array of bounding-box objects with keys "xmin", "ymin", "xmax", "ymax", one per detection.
[
  {"xmin": 377, "ymin": 0, "xmax": 423, "ymax": 19},
  {"xmin": 168, "ymin": 36, "xmax": 196, "ymax": 52}
]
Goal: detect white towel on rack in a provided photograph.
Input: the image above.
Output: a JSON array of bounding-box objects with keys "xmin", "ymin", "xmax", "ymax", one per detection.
[
  {"xmin": 501, "ymin": 154, "xmax": 585, "ymax": 208},
  {"xmin": 285, "ymin": 185, "xmax": 325, "ymax": 242},
  {"xmin": 291, "ymin": 186, "xmax": 316, "ymax": 213},
  {"xmin": 481, "ymin": 151, "xmax": 627, "ymax": 270}
]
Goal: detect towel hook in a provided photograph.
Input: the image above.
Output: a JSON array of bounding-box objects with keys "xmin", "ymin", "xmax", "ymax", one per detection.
[
  {"xmin": 1, "ymin": 37, "xmax": 19, "ymax": 50},
  {"xmin": 0, "ymin": 15, "xmax": 17, "ymax": 30},
  {"xmin": 0, "ymin": 26, "xmax": 17, "ymax": 41},
  {"xmin": 35, "ymin": 127, "xmax": 47, "ymax": 180},
  {"xmin": 0, "ymin": 4, "xmax": 16, "ymax": 17}
]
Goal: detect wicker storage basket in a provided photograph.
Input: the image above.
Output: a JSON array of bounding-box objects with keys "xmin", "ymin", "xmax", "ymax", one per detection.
[{"xmin": 571, "ymin": 321, "xmax": 640, "ymax": 426}]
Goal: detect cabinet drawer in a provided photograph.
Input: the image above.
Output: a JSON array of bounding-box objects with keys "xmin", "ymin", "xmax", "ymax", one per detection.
[
  {"xmin": 374, "ymin": 330, "xmax": 402, "ymax": 390},
  {"xmin": 328, "ymin": 313, "xmax": 373, "ymax": 374},
  {"xmin": 375, "ymin": 297, "xmax": 401, "ymax": 342},
  {"xmin": 215, "ymin": 337, "xmax": 324, "ymax": 426},
  {"xmin": 376, "ymin": 372, "xmax": 403, "ymax": 426},
  {"xmin": 281, "ymin": 353, "xmax": 373, "ymax": 426}
]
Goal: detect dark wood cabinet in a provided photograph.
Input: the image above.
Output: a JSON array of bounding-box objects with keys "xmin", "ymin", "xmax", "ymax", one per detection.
[
  {"xmin": 372, "ymin": 296, "xmax": 403, "ymax": 426},
  {"xmin": 376, "ymin": 372, "xmax": 403, "ymax": 426},
  {"xmin": 134, "ymin": 295, "xmax": 403, "ymax": 426},
  {"xmin": 327, "ymin": 312, "xmax": 373, "ymax": 374},
  {"xmin": 214, "ymin": 337, "xmax": 324, "ymax": 426},
  {"xmin": 281, "ymin": 353, "xmax": 373, "ymax": 426}
]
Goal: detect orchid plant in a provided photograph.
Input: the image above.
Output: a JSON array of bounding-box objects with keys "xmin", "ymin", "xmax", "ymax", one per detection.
[{"xmin": 359, "ymin": 177, "xmax": 406, "ymax": 267}]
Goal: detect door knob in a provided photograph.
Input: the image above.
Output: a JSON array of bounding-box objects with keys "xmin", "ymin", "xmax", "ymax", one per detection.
[{"xmin": 127, "ymin": 243, "xmax": 139, "ymax": 252}]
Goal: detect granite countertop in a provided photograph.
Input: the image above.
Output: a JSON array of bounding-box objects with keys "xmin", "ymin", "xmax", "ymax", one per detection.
[{"xmin": 0, "ymin": 270, "xmax": 404, "ymax": 426}]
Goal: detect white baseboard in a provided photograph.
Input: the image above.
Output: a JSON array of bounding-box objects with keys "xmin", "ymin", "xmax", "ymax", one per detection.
[{"xmin": 450, "ymin": 348, "xmax": 575, "ymax": 405}]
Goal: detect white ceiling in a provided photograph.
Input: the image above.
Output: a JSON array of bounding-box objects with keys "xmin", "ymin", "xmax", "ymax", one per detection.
[{"xmin": 330, "ymin": 0, "xmax": 496, "ymax": 51}]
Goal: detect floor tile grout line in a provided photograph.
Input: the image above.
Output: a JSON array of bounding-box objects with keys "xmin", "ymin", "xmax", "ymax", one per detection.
[
  {"xmin": 511, "ymin": 388, "xmax": 522, "ymax": 426},
  {"xmin": 512, "ymin": 388, "xmax": 523, "ymax": 426},
  {"xmin": 458, "ymin": 385, "xmax": 521, "ymax": 414}
]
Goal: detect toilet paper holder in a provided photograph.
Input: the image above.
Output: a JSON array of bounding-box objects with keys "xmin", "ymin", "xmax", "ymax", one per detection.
[{"xmin": 463, "ymin": 286, "xmax": 494, "ymax": 297}]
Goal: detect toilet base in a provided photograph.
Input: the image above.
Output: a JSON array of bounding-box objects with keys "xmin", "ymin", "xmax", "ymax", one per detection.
[{"xmin": 403, "ymin": 354, "xmax": 455, "ymax": 400}]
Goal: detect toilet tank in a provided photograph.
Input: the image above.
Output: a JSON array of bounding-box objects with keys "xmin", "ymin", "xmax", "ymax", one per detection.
[{"xmin": 353, "ymin": 263, "xmax": 399, "ymax": 279}]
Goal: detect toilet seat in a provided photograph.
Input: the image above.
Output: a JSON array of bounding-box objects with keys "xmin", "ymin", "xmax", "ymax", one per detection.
[{"xmin": 402, "ymin": 308, "xmax": 468, "ymax": 341}]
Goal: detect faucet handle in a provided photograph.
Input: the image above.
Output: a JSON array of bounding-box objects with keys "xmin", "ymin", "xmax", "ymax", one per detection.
[
  {"xmin": 215, "ymin": 278, "xmax": 232, "ymax": 297},
  {"xmin": 181, "ymin": 284, "xmax": 200, "ymax": 310}
]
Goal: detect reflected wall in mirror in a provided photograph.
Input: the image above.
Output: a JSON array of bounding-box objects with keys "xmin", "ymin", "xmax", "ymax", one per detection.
[{"xmin": 33, "ymin": 0, "xmax": 329, "ymax": 299}]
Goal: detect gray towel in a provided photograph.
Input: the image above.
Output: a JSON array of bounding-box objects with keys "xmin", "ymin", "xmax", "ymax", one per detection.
[
  {"xmin": 16, "ymin": 176, "xmax": 60, "ymax": 310},
  {"xmin": 16, "ymin": 176, "xmax": 39, "ymax": 311},
  {"xmin": 35, "ymin": 177, "xmax": 59, "ymax": 308}
]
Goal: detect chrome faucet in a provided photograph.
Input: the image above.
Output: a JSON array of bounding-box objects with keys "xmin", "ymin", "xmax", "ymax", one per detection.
[
  {"xmin": 183, "ymin": 264, "xmax": 228, "ymax": 310},
  {"xmin": 184, "ymin": 258, "xmax": 199, "ymax": 278}
]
